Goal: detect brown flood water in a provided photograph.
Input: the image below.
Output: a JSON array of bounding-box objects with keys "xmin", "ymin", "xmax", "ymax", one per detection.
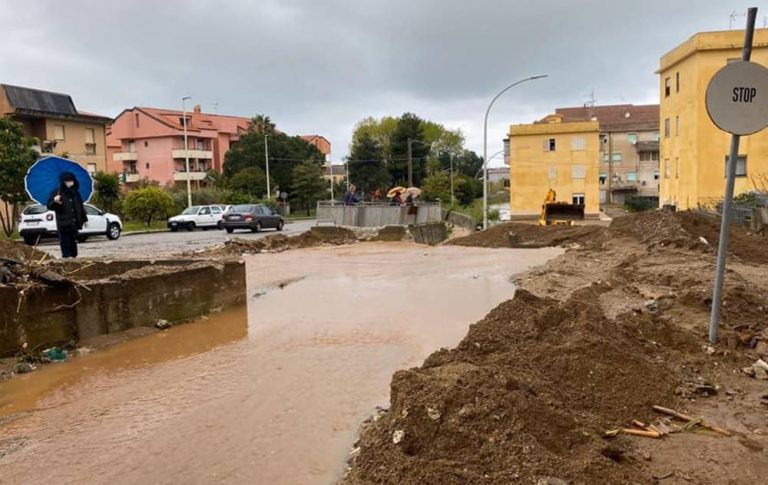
[{"xmin": 0, "ymin": 242, "xmax": 561, "ymax": 485}]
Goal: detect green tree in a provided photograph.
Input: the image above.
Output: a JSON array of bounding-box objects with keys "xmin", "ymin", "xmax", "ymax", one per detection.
[
  {"xmin": 91, "ymin": 172, "xmax": 121, "ymax": 213},
  {"xmin": 389, "ymin": 113, "xmax": 430, "ymax": 186},
  {"xmin": 350, "ymin": 116, "xmax": 398, "ymax": 159},
  {"xmin": 0, "ymin": 118, "xmax": 37, "ymax": 237},
  {"xmin": 455, "ymin": 174, "xmax": 482, "ymax": 206},
  {"xmin": 291, "ymin": 160, "xmax": 327, "ymax": 215},
  {"xmin": 228, "ymin": 167, "xmax": 268, "ymax": 198},
  {"xmin": 348, "ymin": 133, "xmax": 390, "ymax": 195},
  {"xmin": 422, "ymin": 172, "xmax": 452, "ymax": 203},
  {"xmin": 123, "ymin": 186, "xmax": 175, "ymax": 226},
  {"xmin": 222, "ymin": 116, "xmax": 324, "ymax": 197}
]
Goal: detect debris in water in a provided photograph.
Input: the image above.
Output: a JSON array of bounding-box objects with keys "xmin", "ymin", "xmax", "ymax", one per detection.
[
  {"xmin": 392, "ymin": 430, "xmax": 405, "ymax": 444},
  {"xmin": 41, "ymin": 347, "xmax": 67, "ymax": 362},
  {"xmin": 155, "ymin": 319, "xmax": 172, "ymax": 330}
]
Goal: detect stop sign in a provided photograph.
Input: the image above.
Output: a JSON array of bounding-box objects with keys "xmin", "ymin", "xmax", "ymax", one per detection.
[{"xmin": 706, "ymin": 60, "xmax": 768, "ymax": 135}]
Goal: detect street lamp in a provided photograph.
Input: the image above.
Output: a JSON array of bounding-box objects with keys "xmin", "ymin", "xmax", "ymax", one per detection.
[
  {"xmin": 483, "ymin": 75, "xmax": 547, "ymax": 229},
  {"xmin": 264, "ymin": 134, "xmax": 271, "ymax": 198},
  {"xmin": 182, "ymin": 96, "xmax": 192, "ymax": 208}
]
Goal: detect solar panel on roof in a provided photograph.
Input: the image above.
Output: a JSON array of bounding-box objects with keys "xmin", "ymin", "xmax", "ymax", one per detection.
[{"xmin": 2, "ymin": 84, "xmax": 77, "ymax": 115}]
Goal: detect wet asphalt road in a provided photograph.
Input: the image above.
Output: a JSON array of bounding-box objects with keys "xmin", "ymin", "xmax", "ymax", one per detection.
[{"xmin": 35, "ymin": 219, "xmax": 316, "ymax": 258}]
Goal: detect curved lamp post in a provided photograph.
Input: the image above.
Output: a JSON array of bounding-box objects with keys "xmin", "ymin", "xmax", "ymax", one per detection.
[{"xmin": 483, "ymin": 75, "xmax": 548, "ymax": 229}]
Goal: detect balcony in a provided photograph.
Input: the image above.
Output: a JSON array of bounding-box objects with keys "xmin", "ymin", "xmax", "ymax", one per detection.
[
  {"xmin": 172, "ymin": 149, "xmax": 213, "ymax": 159},
  {"xmin": 114, "ymin": 151, "xmax": 139, "ymax": 161},
  {"xmin": 174, "ymin": 171, "xmax": 208, "ymax": 182},
  {"xmin": 125, "ymin": 173, "xmax": 140, "ymax": 183}
]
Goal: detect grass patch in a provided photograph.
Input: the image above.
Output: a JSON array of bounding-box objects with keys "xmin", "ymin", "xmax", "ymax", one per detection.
[{"xmin": 122, "ymin": 220, "xmax": 168, "ymax": 233}]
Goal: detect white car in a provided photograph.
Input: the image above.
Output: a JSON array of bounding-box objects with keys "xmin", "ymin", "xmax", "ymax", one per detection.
[
  {"xmin": 18, "ymin": 204, "xmax": 123, "ymax": 246},
  {"xmin": 167, "ymin": 205, "xmax": 226, "ymax": 231}
]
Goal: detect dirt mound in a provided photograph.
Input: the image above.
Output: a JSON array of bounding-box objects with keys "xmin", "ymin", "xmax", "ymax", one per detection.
[
  {"xmin": 194, "ymin": 229, "xmax": 358, "ymax": 256},
  {"xmin": 344, "ymin": 286, "xmax": 693, "ymax": 484},
  {"xmin": 448, "ymin": 222, "xmax": 605, "ymax": 249},
  {"xmin": 0, "ymin": 240, "xmax": 47, "ymax": 262}
]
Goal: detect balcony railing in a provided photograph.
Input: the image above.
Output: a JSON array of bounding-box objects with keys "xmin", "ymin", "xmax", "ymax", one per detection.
[
  {"xmin": 172, "ymin": 149, "xmax": 213, "ymax": 159},
  {"xmin": 114, "ymin": 151, "xmax": 139, "ymax": 161},
  {"xmin": 125, "ymin": 173, "xmax": 140, "ymax": 183}
]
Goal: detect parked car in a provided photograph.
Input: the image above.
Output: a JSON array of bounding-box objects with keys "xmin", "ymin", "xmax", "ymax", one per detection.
[
  {"xmin": 18, "ymin": 204, "xmax": 123, "ymax": 246},
  {"xmin": 167, "ymin": 205, "xmax": 226, "ymax": 231},
  {"xmin": 222, "ymin": 204, "xmax": 284, "ymax": 233}
]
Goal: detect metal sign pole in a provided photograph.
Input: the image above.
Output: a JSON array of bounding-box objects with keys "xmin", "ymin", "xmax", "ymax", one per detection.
[{"xmin": 709, "ymin": 7, "xmax": 757, "ymax": 344}]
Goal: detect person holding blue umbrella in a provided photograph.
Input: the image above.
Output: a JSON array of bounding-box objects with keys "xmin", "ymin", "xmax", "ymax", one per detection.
[
  {"xmin": 46, "ymin": 171, "xmax": 87, "ymax": 258},
  {"xmin": 26, "ymin": 156, "xmax": 92, "ymax": 258}
]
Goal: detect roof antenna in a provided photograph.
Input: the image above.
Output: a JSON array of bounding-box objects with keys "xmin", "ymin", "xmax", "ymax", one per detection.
[
  {"xmin": 584, "ymin": 89, "xmax": 596, "ymax": 108},
  {"xmin": 211, "ymin": 101, "xmax": 219, "ymax": 114}
]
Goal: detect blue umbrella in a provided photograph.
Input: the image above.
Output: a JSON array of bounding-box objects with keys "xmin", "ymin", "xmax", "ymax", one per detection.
[{"xmin": 25, "ymin": 156, "xmax": 93, "ymax": 204}]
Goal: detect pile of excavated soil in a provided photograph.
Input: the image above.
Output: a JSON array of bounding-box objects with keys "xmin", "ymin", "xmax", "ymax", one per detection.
[
  {"xmin": 187, "ymin": 229, "xmax": 357, "ymax": 257},
  {"xmin": 447, "ymin": 222, "xmax": 605, "ymax": 248},
  {"xmin": 344, "ymin": 287, "xmax": 696, "ymax": 484},
  {"xmin": 450, "ymin": 211, "xmax": 768, "ymax": 264},
  {"xmin": 0, "ymin": 240, "xmax": 47, "ymax": 262},
  {"xmin": 346, "ymin": 209, "xmax": 768, "ymax": 484}
]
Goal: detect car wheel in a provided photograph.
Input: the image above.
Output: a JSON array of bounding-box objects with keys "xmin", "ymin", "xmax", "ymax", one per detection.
[
  {"xmin": 226, "ymin": 227, "xmax": 234, "ymax": 234},
  {"xmin": 276, "ymin": 220, "xmax": 284, "ymax": 231},
  {"xmin": 107, "ymin": 222, "xmax": 121, "ymax": 240},
  {"xmin": 252, "ymin": 222, "xmax": 262, "ymax": 233},
  {"xmin": 186, "ymin": 222, "xmax": 196, "ymax": 232},
  {"xmin": 23, "ymin": 235, "xmax": 39, "ymax": 246}
]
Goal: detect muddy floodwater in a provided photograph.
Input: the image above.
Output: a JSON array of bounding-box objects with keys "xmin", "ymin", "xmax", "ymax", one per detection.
[{"xmin": 0, "ymin": 242, "xmax": 561, "ymax": 484}]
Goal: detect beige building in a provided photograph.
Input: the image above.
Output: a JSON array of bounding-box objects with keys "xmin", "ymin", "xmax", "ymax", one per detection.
[
  {"xmin": 659, "ymin": 29, "xmax": 768, "ymax": 209},
  {"xmin": 0, "ymin": 84, "xmax": 111, "ymax": 174},
  {"xmin": 508, "ymin": 114, "xmax": 601, "ymax": 218},
  {"xmin": 554, "ymin": 104, "xmax": 660, "ymax": 205}
]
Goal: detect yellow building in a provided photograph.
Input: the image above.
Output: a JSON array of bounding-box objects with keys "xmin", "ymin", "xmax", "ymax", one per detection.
[
  {"xmin": 659, "ymin": 29, "xmax": 768, "ymax": 209},
  {"xmin": 508, "ymin": 114, "xmax": 601, "ymax": 218},
  {"xmin": 0, "ymin": 84, "xmax": 111, "ymax": 174}
]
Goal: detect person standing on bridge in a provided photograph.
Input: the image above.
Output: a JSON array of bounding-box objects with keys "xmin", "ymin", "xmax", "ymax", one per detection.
[
  {"xmin": 343, "ymin": 184, "xmax": 360, "ymax": 206},
  {"xmin": 47, "ymin": 171, "xmax": 87, "ymax": 258}
]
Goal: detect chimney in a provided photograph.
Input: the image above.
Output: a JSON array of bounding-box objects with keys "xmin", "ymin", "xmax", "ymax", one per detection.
[{"xmin": 193, "ymin": 104, "xmax": 201, "ymax": 113}]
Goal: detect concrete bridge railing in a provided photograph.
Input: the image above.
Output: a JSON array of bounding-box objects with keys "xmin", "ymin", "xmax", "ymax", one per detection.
[{"xmin": 316, "ymin": 202, "xmax": 442, "ymax": 227}]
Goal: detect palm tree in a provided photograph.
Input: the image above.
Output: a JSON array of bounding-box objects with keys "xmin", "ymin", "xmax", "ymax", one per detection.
[{"xmin": 251, "ymin": 114, "xmax": 275, "ymax": 135}]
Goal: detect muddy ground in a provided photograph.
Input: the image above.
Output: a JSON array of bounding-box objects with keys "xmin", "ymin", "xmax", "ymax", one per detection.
[{"xmin": 344, "ymin": 211, "xmax": 768, "ymax": 485}]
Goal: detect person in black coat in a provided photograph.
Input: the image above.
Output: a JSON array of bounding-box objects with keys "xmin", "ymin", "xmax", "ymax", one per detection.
[{"xmin": 47, "ymin": 171, "xmax": 87, "ymax": 258}]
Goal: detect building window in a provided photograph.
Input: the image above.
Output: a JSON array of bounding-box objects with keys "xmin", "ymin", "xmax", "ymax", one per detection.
[
  {"xmin": 599, "ymin": 173, "xmax": 607, "ymax": 185},
  {"xmin": 571, "ymin": 136, "xmax": 586, "ymax": 151},
  {"xmin": 664, "ymin": 159, "xmax": 670, "ymax": 179},
  {"xmin": 675, "ymin": 116, "xmax": 679, "ymax": 136},
  {"xmin": 639, "ymin": 151, "xmax": 659, "ymax": 162},
  {"xmin": 135, "ymin": 113, "xmax": 140, "ymax": 127},
  {"xmin": 664, "ymin": 118, "xmax": 670, "ymax": 138},
  {"xmin": 144, "ymin": 141, "xmax": 149, "ymax": 148},
  {"xmin": 627, "ymin": 172, "xmax": 637, "ymax": 182},
  {"xmin": 572, "ymin": 193, "xmax": 585, "ymax": 205},
  {"xmin": 128, "ymin": 141, "xmax": 136, "ymax": 152},
  {"xmin": 664, "ymin": 77, "xmax": 671, "ymax": 97},
  {"xmin": 85, "ymin": 128, "xmax": 96, "ymax": 155},
  {"xmin": 676, "ymin": 72, "xmax": 680, "ymax": 93},
  {"xmin": 548, "ymin": 166, "xmax": 557, "ymax": 180},
  {"xmin": 145, "ymin": 162, "xmax": 150, "ymax": 170},
  {"xmin": 604, "ymin": 152, "xmax": 622, "ymax": 162},
  {"xmin": 653, "ymin": 131, "xmax": 660, "ymax": 142},
  {"xmin": 627, "ymin": 133, "xmax": 638, "ymax": 144},
  {"xmin": 571, "ymin": 165, "xmax": 586, "ymax": 179},
  {"xmin": 544, "ymin": 138, "xmax": 556, "ymax": 152},
  {"xmin": 654, "ymin": 170, "xmax": 660, "ymax": 180},
  {"xmin": 86, "ymin": 163, "xmax": 96, "ymax": 175},
  {"xmin": 54, "ymin": 125, "xmax": 65, "ymax": 141},
  {"xmin": 725, "ymin": 155, "xmax": 748, "ymax": 177},
  {"xmin": 675, "ymin": 157, "xmax": 679, "ymax": 178}
]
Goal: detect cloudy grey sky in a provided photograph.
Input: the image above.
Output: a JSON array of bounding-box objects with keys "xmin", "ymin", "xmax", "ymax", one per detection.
[{"xmin": 0, "ymin": 0, "xmax": 760, "ymax": 164}]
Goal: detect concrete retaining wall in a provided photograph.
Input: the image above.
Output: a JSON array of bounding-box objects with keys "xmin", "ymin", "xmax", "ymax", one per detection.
[
  {"xmin": 442, "ymin": 209, "xmax": 477, "ymax": 232},
  {"xmin": 1, "ymin": 259, "xmax": 245, "ymax": 356},
  {"xmin": 317, "ymin": 204, "xmax": 442, "ymax": 227}
]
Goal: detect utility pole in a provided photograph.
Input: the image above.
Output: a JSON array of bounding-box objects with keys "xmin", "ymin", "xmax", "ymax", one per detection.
[
  {"xmin": 182, "ymin": 96, "xmax": 192, "ymax": 208},
  {"xmin": 450, "ymin": 152, "xmax": 455, "ymax": 206},
  {"xmin": 264, "ymin": 134, "xmax": 271, "ymax": 199},
  {"xmin": 407, "ymin": 138, "xmax": 413, "ymax": 187},
  {"xmin": 328, "ymin": 152, "xmax": 334, "ymax": 201},
  {"xmin": 607, "ymin": 132, "xmax": 613, "ymax": 204}
]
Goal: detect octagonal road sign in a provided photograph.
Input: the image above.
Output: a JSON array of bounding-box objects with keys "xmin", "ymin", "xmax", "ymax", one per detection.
[{"xmin": 706, "ymin": 61, "xmax": 768, "ymax": 135}]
